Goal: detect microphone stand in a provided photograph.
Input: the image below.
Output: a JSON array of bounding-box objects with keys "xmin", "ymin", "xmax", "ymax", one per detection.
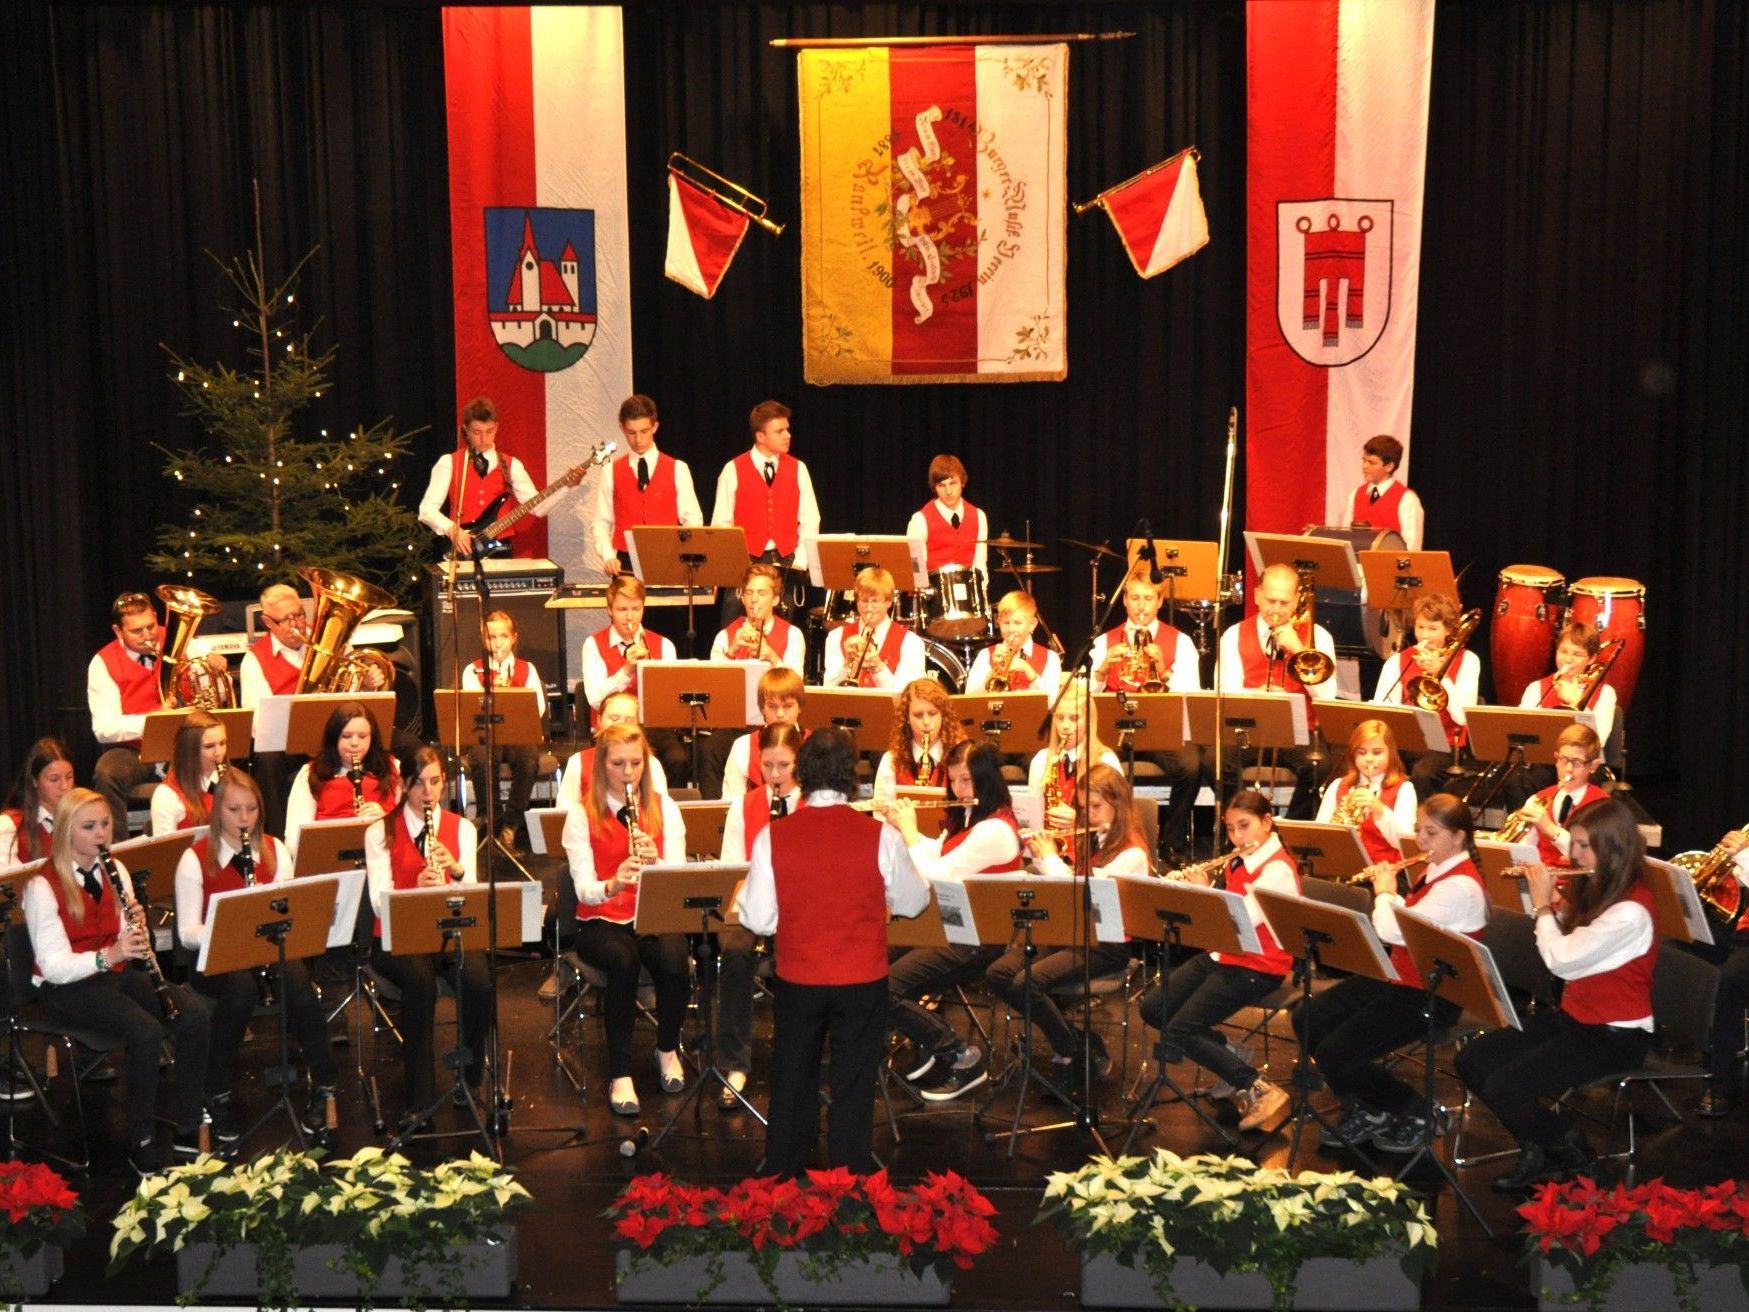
[
  {"xmin": 1033, "ymin": 521, "xmax": 1146, "ymax": 743},
  {"xmin": 1211, "ymin": 407, "xmax": 1240, "ymax": 815},
  {"xmin": 466, "ymin": 544, "xmax": 510, "ymax": 1154}
]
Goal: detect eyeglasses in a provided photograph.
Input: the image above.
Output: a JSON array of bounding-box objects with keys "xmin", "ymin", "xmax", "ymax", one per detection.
[{"xmin": 1554, "ymin": 754, "xmax": 1591, "ymax": 767}]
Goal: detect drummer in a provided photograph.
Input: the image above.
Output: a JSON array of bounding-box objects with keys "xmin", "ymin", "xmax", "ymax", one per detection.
[
  {"xmin": 1350, "ymin": 434, "xmax": 1424, "ymax": 551},
  {"xmin": 823, "ymin": 567, "xmax": 926, "ymax": 690},
  {"xmin": 906, "ymin": 455, "xmax": 988, "ymax": 580}
]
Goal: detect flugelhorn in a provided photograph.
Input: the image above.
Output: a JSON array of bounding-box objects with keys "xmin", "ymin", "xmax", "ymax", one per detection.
[
  {"xmin": 295, "ymin": 567, "xmax": 397, "ymax": 695},
  {"xmin": 156, "ymin": 583, "xmax": 237, "ymax": 709},
  {"xmin": 986, "ymin": 635, "xmax": 1022, "ymax": 692},
  {"xmin": 1405, "ymin": 609, "xmax": 1482, "ymax": 713},
  {"xmin": 1483, "ymin": 795, "xmax": 1545, "ymax": 844},
  {"xmin": 1121, "ymin": 627, "xmax": 1167, "ymax": 693}
]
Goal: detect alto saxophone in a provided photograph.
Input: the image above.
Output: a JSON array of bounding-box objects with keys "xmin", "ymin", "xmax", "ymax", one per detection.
[{"xmin": 96, "ymin": 843, "xmax": 180, "ymax": 1021}]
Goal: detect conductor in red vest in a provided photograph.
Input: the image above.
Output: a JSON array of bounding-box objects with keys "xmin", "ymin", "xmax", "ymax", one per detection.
[
  {"xmin": 734, "ymin": 727, "xmax": 929, "ymax": 1176},
  {"xmin": 418, "ymin": 396, "xmax": 581, "ymax": 558},
  {"xmin": 710, "ymin": 399, "xmax": 821, "ymax": 621},
  {"xmin": 1349, "ymin": 434, "xmax": 1424, "ymax": 550}
]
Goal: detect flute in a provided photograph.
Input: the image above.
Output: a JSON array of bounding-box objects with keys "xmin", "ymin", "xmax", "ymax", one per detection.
[
  {"xmin": 1343, "ymin": 852, "xmax": 1431, "ymax": 886},
  {"xmin": 851, "ymin": 796, "xmax": 979, "ymax": 812}
]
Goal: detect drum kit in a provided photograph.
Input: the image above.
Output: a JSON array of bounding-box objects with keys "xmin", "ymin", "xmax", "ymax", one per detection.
[{"xmin": 1490, "ymin": 565, "xmax": 1646, "ymax": 709}]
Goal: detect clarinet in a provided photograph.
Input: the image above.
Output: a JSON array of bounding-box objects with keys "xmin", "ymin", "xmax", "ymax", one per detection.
[
  {"xmin": 770, "ymin": 790, "xmax": 786, "ymax": 823},
  {"xmin": 236, "ymin": 826, "xmax": 256, "ymax": 886},
  {"xmin": 347, "ymin": 756, "xmax": 366, "ymax": 814},
  {"xmin": 96, "ymin": 843, "xmax": 180, "ymax": 1021}
]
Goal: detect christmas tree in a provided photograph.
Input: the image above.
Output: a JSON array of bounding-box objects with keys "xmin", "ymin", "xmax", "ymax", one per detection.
[{"xmin": 149, "ymin": 185, "xmax": 425, "ymax": 605}]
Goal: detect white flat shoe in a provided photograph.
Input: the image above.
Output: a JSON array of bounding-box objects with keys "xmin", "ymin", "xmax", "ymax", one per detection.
[
  {"xmin": 657, "ymin": 1049, "xmax": 685, "ymax": 1094},
  {"xmin": 609, "ymin": 1076, "xmax": 640, "ymax": 1117}
]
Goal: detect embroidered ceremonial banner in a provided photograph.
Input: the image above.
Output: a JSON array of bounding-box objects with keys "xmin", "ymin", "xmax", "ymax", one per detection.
[
  {"xmin": 798, "ymin": 44, "xmax": 1068, "ymax": 385},
  {"xmin": 443, "ymin": 5, "xmax": 631, "ymax": 570},
  {"xmin": 1089, "ymin": 148, "xmax": 1209, "ymax": 279},
  {"xmin": 1245, "ymin": 0, "xmax": 1434, "ymax": 538}
]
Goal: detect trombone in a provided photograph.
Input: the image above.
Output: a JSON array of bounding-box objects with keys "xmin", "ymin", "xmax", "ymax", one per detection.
[
  {"xmin": 668, "ymin": 153, "xmax": 786, "ymax": 235},
  {"xmin": 1404, "ymin": 609, "xmax": 1482, "ymax": 713}
]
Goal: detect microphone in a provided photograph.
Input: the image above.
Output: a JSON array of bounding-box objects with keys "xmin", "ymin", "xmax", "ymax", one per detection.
[
  {"xmin": 619, "ymin": 1125, "xmax": 650, "ymax": 1158},
  {"xmin": 1135, "ymin": 519, "xmax": 1163, "ymax": 585}
]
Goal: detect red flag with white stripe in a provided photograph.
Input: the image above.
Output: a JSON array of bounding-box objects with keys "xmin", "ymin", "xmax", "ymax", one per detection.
[
  {"xmin": 1246, "ymin": 0, "xmax": 1434, "ymax": 538},
  {"xmin": 664, "ymin": 171, "xmax": 752, "ymax": 299},
  {"xmin": 1091, "ymin": 149, "xmax": 1210, "ymax": 279}
]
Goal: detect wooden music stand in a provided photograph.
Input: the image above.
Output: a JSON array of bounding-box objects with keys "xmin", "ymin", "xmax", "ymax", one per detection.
[
  {"xmin": 382, "ymin": 883, "xmax": 524, "ymax": 954},
  {"xmin": 1318, "ymin": 700, "xmax": 1448, "ymax": 755},
  {"xmin": 1246, "ymin": 531, "xmax": 1359, "ymax": 592},
  {"xmin": 798, "ymin": 688, "xmax": 895, "ymax": 753},
  {"xmin": 678, "ymin": 801, "xmax": 730, "ymax": 860},
  {"xmin": 1094, "ymin": 692, "xmax": 1188, "ymax": 751},
  {"xmin": 888, "ymin": 887, "xmax": 951, "ymax": 949},
  {"xmin": 1359, "ymin": 550, "xmax": 1458, "ymax": 613},
  {"xmin": 431, "ymin": 688, "xmax": 545, "ymax": 751},
  {"xmin": 639, "ymin": 660, "xmax": 760, "ymax": 731},
  {"xmin": 525, "ymin": 807, "xmax": 567, "ymax": 859},
  {"xmin": 1273, "ymin": 820, "xmax": 1371, "ymax": 882},
  {"xmin": 947, "ymin": 876, "xmax": 1089, "ymax": 949},
  {"xmin": 110, "ymin": 829, "xmax": 203, "ymax": 894},
  {"xmin": 1477, "ymin": 840, "xmax": 1537, "ymax": 914},
  {"xmin": 949, "ymin": 692, "xmax": 1049, "ymax": 753},
  {"xmin": 1644, "ymin": 858, "xmax": 1712, "ymax": 946},
  {"xmin": 1466, "ymin": 707, "xmax": 1582, "ymax": 768},
  {"xmin": 1123, "ymin": 539, "xmax": 1220, "ymax": 603},
  {"xmin": 1182, "ymin": 691, "xmax": 1308, "ymax": 751},
  {"xmin": 139, "ymin": 707, "xmax": 255, "ymax": 764},
  {"xmin": 628, "ymin": 525, "xmax": 749, "ymax": 660},
  {"xmin": 811, "ymin": 535, "xmax": 928, "ymax": 593},
  {"xmin": 256, "ymin": 692, "xmax": 395, "ymax": 756},
  {"xmin": 291, "ymin": 818, "xmax": 375, "ymax": 877}
]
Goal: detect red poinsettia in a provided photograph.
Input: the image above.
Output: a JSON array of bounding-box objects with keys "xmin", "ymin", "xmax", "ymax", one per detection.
[{"xmin": 0, "ymin": 1161, "xmax": 84, "ymax": 1256}]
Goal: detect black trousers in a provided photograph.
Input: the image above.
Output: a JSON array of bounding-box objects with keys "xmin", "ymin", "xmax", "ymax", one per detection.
[
  {"xmin": 192, "ymin": 959, "xmax": 337, "ymax": 1096},
  {"xmin": 1680, "ymin": 931, "xmax": 1749, "ymax": 1083},
  {"xmin": 569, "ymin": 919, "xmax": 690, "ymax": 1079},
  {"xmin": 1456, "ymin": 1009, "xmax": 1650, "ymax": 1148},
  {"xmin": 764, "ymin": 974, "xmax": 887, "ymax": 1178},
  {"xmin": 34, "ymin": 970, "xmax": 212, "ymax": 1140},
  {"xmin": 887, "ymin": 945, "xmax": 1002, "ymax": 1056},
  {"xmin": 92, "ymin": 747, "xmax": 158, "ymax": 838},
  {"xmin": 1138, "ymin": 953, "xmax": 1284, "ymax": 1090},
  {"xmin": 986, "ymin": 944, "xmax": 1131, "ymax": 1058},
  {"xmin": 466, "ymin": 744, "xmax": 540, "ymax": 835},
  {"xmin": 1135, "ymin": 746, "xmax": 1206, "ymax": 854},
  {"xmin": 1293, "ymin": 975, "xmax": 1458, "ymax": 1114},
  {"xmin": 369, "ymin": 946, "xmax": 493, "ymax": 1107},
  {"xmin": 1221, "ymin": 744, "xmax": 1319, "ymax": 819},
  {"xmin": 716, "ymin": 925, "xmax": 762, "ymax": 1074}
]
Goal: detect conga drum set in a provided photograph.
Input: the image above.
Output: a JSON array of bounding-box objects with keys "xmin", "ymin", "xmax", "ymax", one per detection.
[{"xmin": 1490, "ymin": 566, "xmax": 1646, "ymax": 710}]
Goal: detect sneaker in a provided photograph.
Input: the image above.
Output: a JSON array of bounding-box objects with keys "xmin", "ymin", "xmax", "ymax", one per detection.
[
  {"xmin": 657, "ymin": 1048, "xmax": 685, "ymax": 1094},
  {"xmin": 1236, "ymin": 1079, "xmax": 1292, "ymax": 1133},
  {"xmin": 129, "ymin": 1134, "xmax": 165, "ymax": 1176},
  {"xmin": 1370, "ymin": 1112, "xmax": 1431, "ymax": 1155},
  {"xmin": 206, "ymin": 1095, "xmax": 242, "ymax": 1145},
  {"xmin": 1318, "ymin": 1104, "xmax": 1393, "ymax": 1150},
  {"xmin": 917, "ymin": 1051, "xmax": 989, "ymax": 1102},
  {"xmin": 609, "ymin": 1076, "xmax": 640, "ymax": 1117},
  {"xmin": 1206, "ymin": 1041, "xmax": 1257, "ymax": 1099},
  {"xmin": 902, "ymin": 1050, "xmax": 940, "ymax": 1083},
  {"xmin": 717, "ymin": 1070, "xmax": 749, "ymax": 1110}
]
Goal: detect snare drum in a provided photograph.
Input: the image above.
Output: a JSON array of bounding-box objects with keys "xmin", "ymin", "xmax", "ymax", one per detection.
[
  {"xmin": 922, "ymin": 566, "xmax": 991, "ymax": 640},
  {"xmin": 1567, "ymin": 576, "xmax": 1647, "ymax": 712},
  {"xmin": 922, "ymin": 638, "xmax": 967, "ymax": 691},
  {"xmin": 1491, "ymin": 564, "xmax": 1565, "ymax": 707}
]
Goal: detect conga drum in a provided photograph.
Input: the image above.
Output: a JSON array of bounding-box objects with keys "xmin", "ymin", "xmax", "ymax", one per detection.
[
  {"xmin": 1491, "ymin": 565, "xmax": 1566, "ymax": 707},
  {"xmin": 1567, "ymin": 576, "xmax": 1647, "ymax": 712}
]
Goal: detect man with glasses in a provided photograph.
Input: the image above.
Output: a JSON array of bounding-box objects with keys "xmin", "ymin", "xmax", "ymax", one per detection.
[
  {"xmin": 241, "ymin": 583, "xmax": 312, "ymax": 832},
  {"xmin": 87, "ymin": 591, "xmax": 170, "ymax": 835}
]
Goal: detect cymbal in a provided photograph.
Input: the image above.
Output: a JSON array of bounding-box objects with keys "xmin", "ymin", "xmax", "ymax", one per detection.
[
  {"xmin": 1059, "ymin": 536, "xmax": 1123, "ymax": 561},
  {"xmin": 985, "ymin": 534, "xmax": 1043, "ymax": 550},
  {"xmin": 1004, "ymin": 562, "xmax": 1063, "ymax": 575}
]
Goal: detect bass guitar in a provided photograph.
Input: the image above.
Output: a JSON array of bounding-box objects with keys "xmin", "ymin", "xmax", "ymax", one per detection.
[{"xmin": 452, "ymin": 440, "xmax": 615, "ymax": 558}]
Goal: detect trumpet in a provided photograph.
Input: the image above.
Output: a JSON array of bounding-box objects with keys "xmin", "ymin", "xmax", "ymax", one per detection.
[
  {"xmin": 1163, "ymin": 841, "xmax": 1261, "ymax": 884},
  {"xmin": 1119, "ymin": 627, "xmax": 1167, "ymax": 693},
  {"xmin": 1405, "ymin": 609, "xmax": 1482, "ymax": 713},
  {"xmin": 1343, "ymin": 852, "xmax": 1429, "ymax": 885},
  {"xmin": 731, "ymin": 617, "xmax": 765, "ymax": 660},
  {"xmin": 96, "ymin": 844, "xmax": 180, "ymax": 1021},
  {"xmin": 986, "ymin": 636, "xmax": 1022, "ymax": 692},
  {"xmin": 1273, "ymin": 577, "xmax": 1335, "ymax": 686},
  {"xmin": 1484, "ymin": 796, "xmax": 1545, "ymax": 844},
  {"xmin": 837, "ymin": 630, "xmax": 876, "ymax": 686},
  {"xmin": 624, "ymin": 631, "xmax": 650, "ymax": 665}
]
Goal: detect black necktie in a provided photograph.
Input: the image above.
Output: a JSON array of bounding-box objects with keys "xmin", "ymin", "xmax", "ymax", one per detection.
[
  {"xmin": 1226, "ymin": 856, "xmax": 1246, "ymax": 883},
  {"xmin": 137, "ymin": 652, "xmax": 154, "ymax": 669},
  {"xmin": 619, "ymin": 641, "xmax": 633, "ymax": 658},
  {"xmin": 1369, "ymin": 486, "xmax": 1381, "ymax": 503},
  {"xmin": 471, "ymin": 451, "xmax": 490, "ymax": 479},
  {"xmin": 772, "ymin": 795, "xmax": 790, "ymax": 820},
  {"xmin": 636, "ymin": 456, "xmax": 650, "ymax": 491},
  {"xmin": 950, "ymin": 512, "xmax": 960, "ymax": 529},
  {"xmin": 1556, "ymin": 794, "xmax": 1574, "ymax": 825},
  {"xmin": 617, "ymin": 804, "xmax": 634, "ymax": 830},
  {"xmin": 762, "ymin": 460, "xmax": 776, "ymax": 486},
  {"xmin": 81, "ymin": 865, "xmax": 104, "ymax": 903}
]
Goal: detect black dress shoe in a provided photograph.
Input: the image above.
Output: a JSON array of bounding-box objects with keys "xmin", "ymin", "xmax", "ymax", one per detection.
[
  {"xmin": 1492, "ymin": 1144, "xmax": 1555, "ymax": 1194},
  {"xmin": 1699, "ymin": 1082, "xmax": 1739, "ymax": 1119},
  {"xmin": 1549, "ymin": 1124, "xmax": 1595, "ymax": 1177}
]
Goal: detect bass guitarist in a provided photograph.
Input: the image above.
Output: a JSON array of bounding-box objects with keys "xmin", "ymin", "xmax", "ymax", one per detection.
[{"xmin": 418, "ymin": 396, "xmax": 587, "ymax": 558}]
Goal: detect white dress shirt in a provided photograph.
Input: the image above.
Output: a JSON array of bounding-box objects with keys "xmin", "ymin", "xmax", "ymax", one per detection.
[
  {"xmin": 174, "ymin": 835, "xmax": 294, "ymax": 950},
  {"xmin": 1371, "ymin": 854, "xmax": 1489, "ymax": 946},
  {"xmin": 364, "ymin": 803, "xmax": 478, "ymax": 919},
  {"xmin": 589, "ymin": 447, "xmax": 703, "ymax": 562},
  {"xmin": 720, "ymin": 787, "xmax": 803, "ymax": 863},
  {"xmin": 822, "ymin": 620, "xmax": 926, "ymax": 690},
  {"xmin": 1535, "ymin": 898, "xmax": 1656, "ymax": 1029},
  {"xmin": 904, "ymin": 500, "xmax": 989, "ymax": 576},
  {"xmin": 562, "ymin": 791, "xmax": 685, "ymax": 907},
  {"xmin": 1088, "ymin": 625, "xmax": 1205, "ymax": 692},
  {"xmin": 964, "ymin": 640, "xmax": 1063, "ymax": 696},
  {"xmin": 462, "ymin": 655, "xmax": 548, "ymax": 716},
  {"xmin": 1374, "ymin": 647, "xmax": 1480, "ymax": 728},
  {"xmin": 905, "ymin": 814, "xmax": 1021, "ymax": 883},
  {"xmin": 418, "ymin": 448, "xmax": 559, "ymax": 538},
  {"xmin": 708, "ymin": 618, "xmax": 807, "ymax": 675},
  {"xmin": 733, "ymin": 792, "xmax": 929, "ymax": 935},
  {"xmin": 1216, "ymin": 617, "xmax": 1339, "ymax": 700},
  {"xmin": 710, "ymin": 450, "xmax": 823, "ymax": 572},
  {"xmin": 1314, "ymin": 773, "xmax": 1420, "ymax": 844},
  {"xmin": 24, "ymin": 862, "xmax": 134, "ymax": 985}
]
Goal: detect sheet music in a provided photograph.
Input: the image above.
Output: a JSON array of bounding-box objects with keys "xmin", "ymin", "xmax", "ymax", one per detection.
[
  {"xmin": 526, "ymin": 807, "xmax": 563, "ymax": 856},
  {"xmin": 931, "ymin": 880, "xmax": 978, "ymax": 946},
  {"xmin": 1086, "ymin": 877, "xmax": 1125, "ymax": 944}
]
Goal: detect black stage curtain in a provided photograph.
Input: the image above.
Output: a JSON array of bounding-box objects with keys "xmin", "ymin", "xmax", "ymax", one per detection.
[{"xmin": 2, "ymin": 2, "xmax": 1744, "ymax": 844}]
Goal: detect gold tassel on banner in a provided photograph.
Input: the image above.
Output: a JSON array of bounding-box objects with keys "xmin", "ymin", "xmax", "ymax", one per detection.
[{"xmin": 667, "ymin": 153, "xmax": 785, "ymax": 236}]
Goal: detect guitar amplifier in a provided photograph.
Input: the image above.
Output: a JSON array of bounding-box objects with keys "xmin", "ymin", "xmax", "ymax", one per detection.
[{"xmin": 422, "ymin": 559, "xmax": 567, "ymax": 731}]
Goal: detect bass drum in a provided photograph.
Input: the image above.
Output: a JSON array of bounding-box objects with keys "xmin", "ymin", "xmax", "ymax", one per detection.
[
  {"xmin": 1301, "ymin": 525, "xmax": 1406, "ymax": 660},
  {"xmin": 1491, "ymin": 564, "xmax": 1566, "ymax": 707},
  {"xmin": 1567, "ymin": 576, "xmax": 1647, "ymax": 713},
  {"xmin": 922, "ymin": 638, "xmax": 967, "ymax": 692}
]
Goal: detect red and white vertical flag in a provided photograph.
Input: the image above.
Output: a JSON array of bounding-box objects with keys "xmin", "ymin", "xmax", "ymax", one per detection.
[
  {"xmin": 443, "ymin": 6, "xmax": 631, "ymax": 569},
  {"xmin": 664, "ymin": 170, "xmax": 752, "ymax": 299},
  {"xmin": 1085, "ymin": 148, "xmax": 1210, "ymax": 279},
  {"xmin": 1246, "ymin": 0, "xmax": 1435, "ymax": 538}
]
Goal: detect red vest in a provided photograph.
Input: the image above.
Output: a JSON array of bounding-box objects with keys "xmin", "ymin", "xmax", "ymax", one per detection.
[
  {"xmin": 1533, "ymin": 783, "xmax": 1609, "ymax": 866},
  {"xmin": 35, "ymin": 869, "xmax": 124, "ymax": 972},
  {"xmin": 1334, "ymin": 777, "xmax": 1408, "ymax": 864},
  {"xmin": 720, "ymin": 615, "xmax": 797, "ymax": 667},
  {"xmin": 838, "ymin": 621, "xmax": 911, "ymax": 687},
  {"xmin": 97, "ymin": 634, "xmax": 167, "ymax": 747},
  {"xmin": 1388, "ymin": 859, "xmax": 1484, "ymax": 988},
  {"xmin": 611, "ymin": 452, "xmax": 681, "ymax": 552},
  {"xmin": 895, "ymin": 744, "xmax": 946, "ymax": 789},
  {"xmin": 470, "ymin": 657, "xmax": 533, "ymax": 690},
  {"xmin": 447, "ymin": 451, "xmax": 512, "ymax": 528},
  {"xmin": 1561, "ymin": 881, "xmax": 1659, "ymax": 1026},
  {"xmin": 248, "ymin": 634, "xmax": 303, "ymax": 696},
  {"xmin": 1216, "ymin": 850, "xmax": 1298, "ymax": 976},
  {"xmin": 3, "ymin": 808, "xmax": 51, "ymax": 863},
  {"xmin": 769, "ymin": 806, "xmax": 889, "ymax": 985},
  {"xmin": 162, "ymin": 778, "xmax": 204, "ymax": 830},
  {"xmin": 567, "ymin": 749, "xmax": 595, "ymax": 806},
  {"xmin": 1235, "ymin": 618, "xmax": 1317, "ymax": 726},
  {"xmin": 1394, "ymin": 648, "xmax": 1465, "ymax": 747},
  {"xmin": 922, "ymin": 500, "xmax": 980, "ymax": 570},
  {"xmin": 312, "ymin": 769, "xmax": 398, "ymax": 820},
  {"xmin": 941, "ymin": 811, "xmax": 1023, "ymax": 873},
  {"xmin": 588, "ymin": 628, "xmax": 669, "ymax": 729},
  {"xmin": 1101, "ymin": 621, "xmax": 1184, "ymax": 692},
  {"xmin": 741, "ymin": 787, "xmax": 804, "ymax": 856},
  {"xmin": 731, "ymin": 452, "xmax": 801, "ymax": 557},
  {"xmin": 1352, "ymin": 480, "xmax": 1406, "ymax": 532},
  {"xmin": 984, "ymin": 641, "xmax": 1050, "ymax": 690},
  {"xmin": 574, "ymin": 797, "xmax": 667, "ymax": 925},
  {"xmin": 379, "ymin": 808, "xmax": 465, "ymax": 937},
  {"xmin": 191, "ymin": 836, "xmax": 279, "ymax": 922}
]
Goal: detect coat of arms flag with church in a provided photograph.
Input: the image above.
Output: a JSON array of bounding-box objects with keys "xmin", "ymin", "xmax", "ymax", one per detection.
[{"xmin": 484, "ymin": 207, "xmax": 598, "ymax": 373}]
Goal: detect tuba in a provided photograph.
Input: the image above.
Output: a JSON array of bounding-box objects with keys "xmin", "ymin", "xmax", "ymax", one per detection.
[
  {"xmin": 1285, "ymin": 577, "xmax": 1336, "ymax": 686},
  {"xmin": 295, "ymin": 567, "xmax": 398, "ymax": 694},
  {"xmin": 1405, "ymin": 609, "xmax": 1482, "ymax": 713},
  {"xmin": 156, "ymin": 584, "xmax": 237, "ymax": 709}
]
